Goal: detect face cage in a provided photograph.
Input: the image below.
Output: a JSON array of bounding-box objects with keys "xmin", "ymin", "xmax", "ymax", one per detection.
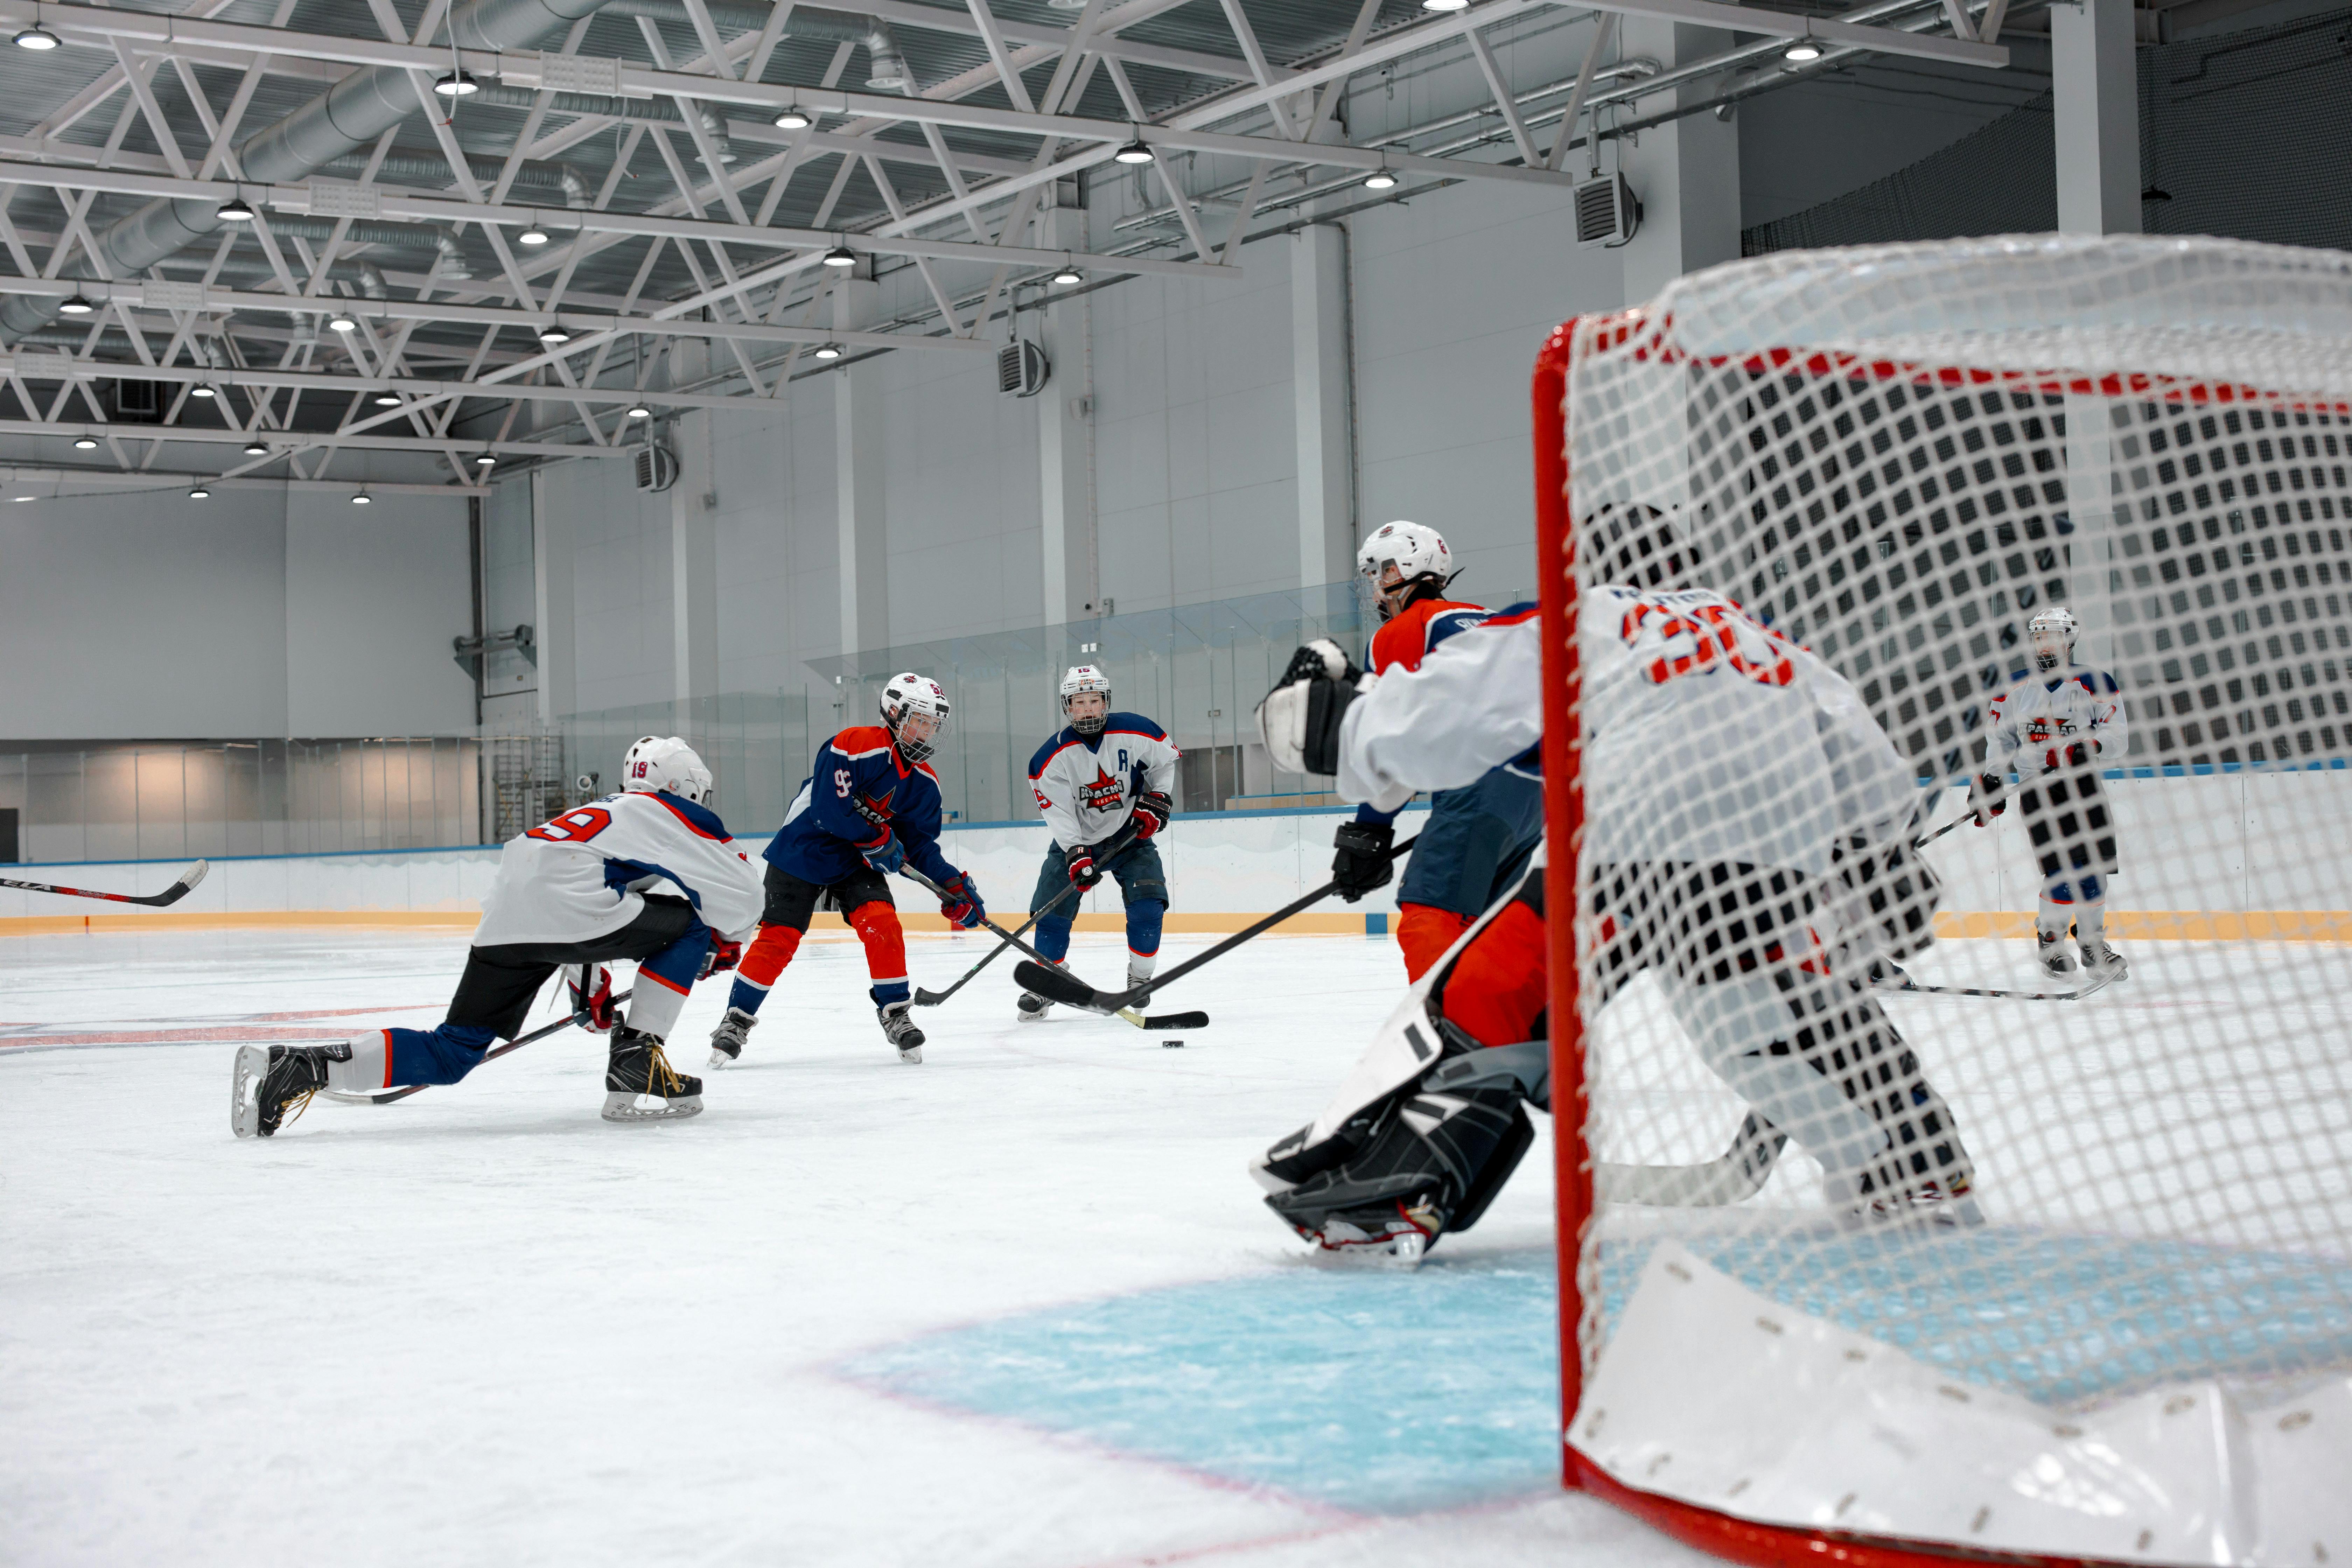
[
  {"xmin": 1064, "ymin": 690, "xmax": 1111, "ymax": 734},
  {"xmin": 2032, "ymin": 632, "xmax": 2073, "ymax": 671},
  {"xmin": 887, "ymin": 704, "xmax": 947, "ymax": 764}
]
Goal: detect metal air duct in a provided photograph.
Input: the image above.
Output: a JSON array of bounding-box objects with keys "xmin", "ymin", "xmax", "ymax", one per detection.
[{"xmin": 0, "ymin": 0, "xmax": 622, "ymax": 344}]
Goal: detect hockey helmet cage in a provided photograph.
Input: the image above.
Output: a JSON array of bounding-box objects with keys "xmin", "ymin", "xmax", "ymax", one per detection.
[
  {"xmin": 2029, "ymin": 607, "xmax": 2080, "ymax": 671},
  {"xmin": 1060, "ymin": 664, "xmax": 1112, "ymax": 735},
  {"xmin": 880, "ymin": 673, "xmax": 952, "ymax": 764},
  {"xmin": 1590, "ymin": 502, "xmax": 1699, "ymax": 591},
  {"xmin": 1357, "ymin": 521, "xmax": 1453, "ymax": 621},
  {"xmin": 621, "ymin": 735, "xmax": 714, "ymax": 805}
]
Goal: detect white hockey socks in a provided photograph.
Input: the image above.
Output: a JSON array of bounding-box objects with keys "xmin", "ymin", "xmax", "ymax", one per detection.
[
  {"xmin": 1665, "ymin": 972, "xmax": 1889, "ymax": 1185},
  {"xmin": 625, "ymin": 980, "xmax": 689, "ymax": 1041},
  {"xmin": 328, "ymin": 1031, "xmax": 391, "ymax": 1093},
  {"xmin": 2036, "ymin": 900, "xmax": 2072, "ymax": 943},
  {"xmin": 2072, "ymin": 900, "xmax": 2107, "ymax": 945},
  {"xmin": 1127, "ymin": 951, "xmax": 1157, "ymax": 988}
]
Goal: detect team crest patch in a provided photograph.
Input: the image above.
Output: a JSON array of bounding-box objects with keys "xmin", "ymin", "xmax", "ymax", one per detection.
[{"xmin": 1079, "ymin": 765, "xmax": 1125, "ymax": 813}]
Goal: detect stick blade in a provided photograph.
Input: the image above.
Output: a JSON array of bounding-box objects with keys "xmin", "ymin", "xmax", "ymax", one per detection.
[
  {"xmin": 155, "ymin": 859, "xmax": 210, "ymax": 905},
  {"xmin": 1142, "ymin": 1010, "xmax": 1208, "ymax": 1031},
  {"xmin": 1014, "ymin": 960, "xmax": 1109, "ymax": 1011}
]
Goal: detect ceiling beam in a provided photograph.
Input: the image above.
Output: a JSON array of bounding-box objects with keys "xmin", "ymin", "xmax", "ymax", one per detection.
[
  {"xmin": 0, "ymin": 412, "xmax": 619, "ymax": 458},
  {"xmin": 0, "ymin": 349, "xmax": 768, "ymax": 410},
  {"xmin": 0, "ymin": 463, "xmax": 483, "ymax": 494}
]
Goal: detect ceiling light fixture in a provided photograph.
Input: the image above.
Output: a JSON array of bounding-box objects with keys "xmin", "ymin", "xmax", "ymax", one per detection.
[
  {"xmin": 474, "ymin": 451, "xmax": 498, "ymax": 466},
  {"xmin": 189, "ymin": 384, "xmax": 217, "ymax": 399},
  {"xmin": 1421, "ymin": 0, "xmax": 1470, "ymax": 11},
  {"xmin": 13, "ymin": 21, "xmax": 59, "ymax": 50},
  {"xmin": 216, "ymin": 193, "xmax": 255, "ymax": 222},
  {"xmin": 1112, "ymin": 136, "xmax": 1155, "ymax": 165},
  {"xmin": 188, "ymin": 484, "xmax": 211, "ymax": 499},
  {"xmin": 772, "ymin": 106, "xmax": 812, "ymax": 130},
  {"xmin": 1782, "ymin": 38, "xmax": 1823, "ymax": 60},
  {"xmin": 1051, "ymin": 259, "xmax": 1084, "ymax": 286},
  {"xmin": 328, "ymin": 312, "xmax": 359, "ymax": 332},
  {"xmin": 72, "ymin": 434, "xmax": 99, "ymax": 450},
  {"xmin": 373, "ymin": 392, "xmax": 401, "ymax": 407},
  {"xmin": 538, "ymin": 324, "xmax": 572, "ymax": 345},
  {"xmin": 518, "ymin": 220, "xmax": 551, "ymax": 246},
  {"xmin": 812, "ymin": 342, "xmax": 843, "ymax": 360},
  {"xmin": 433, "ymin": 70, "xmax": 479, "ymax": 97},
  {"xmin": 821, "ymin": 244, "xmax": 858, "ymax": 268},
  {"xmin": 243, "ymin": 439, "xmax": 270, "ymax": 455},
  {"xmin": 1363, "ymin": 163, "xmax": 1398, "ymax": 191},
  {"xmin": 57, "ymin": 293, "xmax": 94, "ymax": 315},
  {"xmin": 626, "ymin": 403, "xmax": 653, "ymax": 418},
  {"xmin": 350, "ymin": 490, "xmax": 373, "ymax": 506}
]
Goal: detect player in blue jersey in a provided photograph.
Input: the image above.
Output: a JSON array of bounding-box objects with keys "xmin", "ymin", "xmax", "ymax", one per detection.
[
  {"xmin": 706, "ymin": 673, "xmax": 986, "ymax": 1066},
  {"xmin": 1333, "ymin": 521, "xmax": 1544, "ymax": 978},
  {"xmin": 1014, "ymin": 665, "xmax": 1181, "ymax": 1021}
]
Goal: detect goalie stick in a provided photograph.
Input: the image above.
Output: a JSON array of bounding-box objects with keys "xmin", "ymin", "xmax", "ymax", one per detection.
[
  {"xmin": 1014, "ymin": 834, "xmax": 1423, "ymax": 1020},
  {"xmin": 1871, "ymin": 961, "xmax": 2117, "ymax": 1003},
  {"xmin": 892, "ymin": 862, "xmax": 1208, "ymax": 1031},
  {"xmin": 321, "ymin": 987, "xmax": 634, "ymax": 1105},
  {"xmin": 912, "ymin": 826, "xmax": 1141, "ymax": 1008},
  {"xmin": 1599, "ymin": 1112, "xmax": 1787, "ymax": 1207},
  {"xmin": 0, "ymin": 858, "xmax": 210, "ymax": 907}
]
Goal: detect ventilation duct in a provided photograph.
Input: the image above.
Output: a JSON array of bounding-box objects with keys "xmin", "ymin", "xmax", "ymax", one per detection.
[
  {"xmin": 0, "ymin": 0, "xmax": 623, "ymax": 345},
  {"xmin": 315, "ymin": 153, "xmax": 591, "ymax": 206},
  {"xmin": 777, "ymin": 6, "xmax": 912, "ymax": 91}
]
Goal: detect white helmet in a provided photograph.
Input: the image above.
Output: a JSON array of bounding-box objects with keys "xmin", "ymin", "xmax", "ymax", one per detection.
[
  {"xmin": 2029, "ymin": 606, "xmax": 2080, "ymax": 672},
  {"xmin": 1357, "ymin": 521, "xmax": 1453, "ymax": 621},
  {"xmin": 880, "ymin": 672, "xmax": 951, "ymax": 764},
  {"xmin": 620, "ymin": 735, "xmax": 713, "ymax": 805},
  {"xmin": 1060, "ymin": 665, "xmax": 1112, "ymax": 735}
]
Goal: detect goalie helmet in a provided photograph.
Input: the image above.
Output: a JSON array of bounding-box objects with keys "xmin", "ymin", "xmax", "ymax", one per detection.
[
  {"xmin": 1357, "ymin": 521, "xmax": 1453, "ymax": 622},
  {"xmin": 880, "ymin": 672, "xmax": 951, "ymax": 764},
  {"xmin": 1060, "ymin": 665, "xmax": 1112, "ymax": 736},
  {"xmin": 620, "ymin": 735, "xmax": 713, "ymax": 805},
  {"xmin": 2029, "ymin": 606, "xmax": 2080, "ymax": 672}
]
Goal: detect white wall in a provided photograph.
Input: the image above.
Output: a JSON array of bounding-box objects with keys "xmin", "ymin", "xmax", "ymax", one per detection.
[{"xmin": 285, "ymin": 491, "xmax": 475, "ymax": 736}]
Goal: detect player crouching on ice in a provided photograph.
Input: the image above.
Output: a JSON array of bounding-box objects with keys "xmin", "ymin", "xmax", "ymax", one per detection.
[
  {"xmin": 706, "ymin": 673, "xmax": 985, "ymax": 1068},
  {"xmin": 1974, "ymin": 607, "xmax": 2129, "ymax": 982},
  {"xmin": 1332, "ymin": 522, "xmax": 1542, "ymax": 980},
  {"xmin": 232, "ymin": 737, "xmax": 761, "ymax": 1137},
  {"xmin": 1247, "ymin": 512, "xmax": 1978, "ymax": 1264},
  {"xmin": 1015, "ymin": 665, "xmax": 1179, "ymax": 1021}
]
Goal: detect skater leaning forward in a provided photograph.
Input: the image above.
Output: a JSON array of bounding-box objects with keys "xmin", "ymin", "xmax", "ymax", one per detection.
[
  {"xmin": 232, "ymin": 737, "xmax": 762, "ymax": 1137},
  {"xmin": 1015, "ymin": 665, "xmax": 1179, "ymax": 1022}
]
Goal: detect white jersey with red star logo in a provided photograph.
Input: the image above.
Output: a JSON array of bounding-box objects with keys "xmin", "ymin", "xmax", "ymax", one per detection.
[
  {"xmin": 1985, "ymin": 663, "xmax": 2127, "ymax": 779},
  {"xmin": 1027, "ymin": 713, "xmax": 1182, "ymax": 850}
]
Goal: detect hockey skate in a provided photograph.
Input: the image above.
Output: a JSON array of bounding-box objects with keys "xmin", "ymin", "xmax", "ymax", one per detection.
[
  {"xmin": 602, "ymin": 1027, "xmax": 702, "ymax": 1122},
  {"xmin": 1291, "ymin": 1198, "xmax": 1441, "ymax": 1268},
  {"xmin": 1829, "ymin": 1171, "xmax": 1985, "ymax": 1232},
  {"xmin": 2037, "ymin": 930, "xmax": 2076, "ymax": 977},
  {"xmin": 2079, "ymin": 938, "xmax": 2129, "ymax": 982},
  {"xmin": 1014, "ymin": 989, "xmax": 1053, "ymax": 1023},
  {"xmin": 878, "ymin": 999, "xmax": 925, "ymax": 1063},
  {"xmin": 231, "ymin": 1042, "xmax": 347, "ymax": 1139},
  {"xmin": 707, "ymin": 1006, "xmax": 757, "ymax": 1068}
]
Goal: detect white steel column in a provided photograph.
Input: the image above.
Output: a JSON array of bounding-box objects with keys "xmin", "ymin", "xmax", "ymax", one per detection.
[
  {"xmin": 1615, "ymin": 18, "xmax": 1742, "ymax": 306},
  {"xmin": 530, "ymin": 468, "xmax": 576, "ymax": 724},
  {"xmin": 1290, "ymin": 220, "xmax": 1354, "ymax": 590},
  {"xmin": 2052, "ymin": 0, "xmax": 2141, "ymax": 234},
  {"xmin": 834, "ymin": 275, "xmax": 891, "ymax": 661},
  {"xmin": 671, "ymin": 406, "xmax": 719, "ymax": 714},
  {"xmin": 1038, "ymin": 206, "xmax": 1098, "ymax": 624}
]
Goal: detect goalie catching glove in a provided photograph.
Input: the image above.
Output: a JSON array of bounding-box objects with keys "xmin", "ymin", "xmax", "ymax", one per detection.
[{"xmin": 1256, "ymin": 639, "xmax": 1374, "ymax": 777}]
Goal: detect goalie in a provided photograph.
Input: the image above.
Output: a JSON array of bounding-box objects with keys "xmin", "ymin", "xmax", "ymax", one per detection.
[{"xmin": 1250, "ymin": 512, "xmax": 1977, "ymax": 1263}]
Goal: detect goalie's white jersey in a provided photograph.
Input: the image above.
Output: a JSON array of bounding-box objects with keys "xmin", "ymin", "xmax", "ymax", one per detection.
[
  {"xmin": 1338, "ymin": 588, "xmax": 1916, "ymax": 875},
  {"xmin": 472, "ymin": 789, "xmax": 764, "ymax": 949}
]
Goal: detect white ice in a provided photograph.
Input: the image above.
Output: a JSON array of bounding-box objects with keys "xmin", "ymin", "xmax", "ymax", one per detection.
[{"xmin": 0, "ymin": 925, "xmax": 1720, "ymax": 1568}]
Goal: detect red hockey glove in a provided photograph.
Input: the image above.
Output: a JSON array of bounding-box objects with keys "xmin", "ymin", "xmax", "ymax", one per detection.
[
  {"xmin": 1132, "ymin": 790, "xmax": 1172, "ymax": 841},
  {"xmin": 699, "ymin": 937, "xmax": 743, "ymax": 980},
  {"xmin": 937, "ymin": 872, "xmax": 985, "ymax": 930},
  {"xmin": 859, "ymin": 825, "xmax": 907, "ymax": 875},
  {"xmin": 567, "ymin": 962, "xmax": 619, "ymax": 1033},
  {"xmin": 1067, "ymin": 846, "xmax": 1102, "ymax": 890}
]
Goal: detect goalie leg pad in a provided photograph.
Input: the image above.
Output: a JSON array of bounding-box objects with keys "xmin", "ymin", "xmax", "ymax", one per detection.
[{"xmin": 1264, "ymin": 1083, "xmax": 1533, "ymax": 1259}]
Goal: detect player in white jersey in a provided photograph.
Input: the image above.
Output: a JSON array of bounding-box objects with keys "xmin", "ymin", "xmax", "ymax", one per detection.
[
  {"xmin": 231, "ymin": 737, "xmax": 764, "ymax": 1137},
  {"xmin": 1015, "ymin": 665, "xmax": 1180, "ymax": 1020},
  {"xmin": 1973, "ymin": 607, "xmax": 2130, "ymax": 980},
  {"xmin": 1250, "ymin": 509, "xmax": 1973, "ymax": 1262}
]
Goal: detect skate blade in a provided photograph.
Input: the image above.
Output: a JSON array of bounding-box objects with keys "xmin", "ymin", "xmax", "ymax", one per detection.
[
  {"xmin": 601, "ymin": 1091, "xmax": 704, "ymax": 1123},
  {"xmin": 707, "ymin": 1048, "xmax": 739, "ymax": 1069},
  {"xmin": 1311, "ymin": 1233, "xmax": 1428, "ymax": 1269},
  {"xmin": 898, "ymin": 1045, "xmax": 923, "ymax": 1064},
  {"xmin": 230, "ymin": 1044, "xmax": 267, "ymax": 1139},
  {"xmin": 1014, "ymin": 1008, "xmax": 1051, "ymax": 1023}
]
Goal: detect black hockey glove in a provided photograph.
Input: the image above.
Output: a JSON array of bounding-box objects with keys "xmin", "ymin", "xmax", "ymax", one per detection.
[
  {"xmin": 1969, "ymin": 772, "xmax": 2007, "ymax": 826},
  {"xmin": 1827, "ymin": 828, "xmax": 1944, "ymax": 968},
  {"xmin": 1255, "ymin": 638, "xmax": 1369, "ymax": 777},
  {"xmin": 1066, "ymin": 845, "xmax": 1102, "ymax": 890},
  {"xmin": 1331, "ymin": 820, "xmax": 1396, "ymax": 903},
  {"xmin": 1132, "ymin": 790, "xmax": 1172, "ymax": 841}
]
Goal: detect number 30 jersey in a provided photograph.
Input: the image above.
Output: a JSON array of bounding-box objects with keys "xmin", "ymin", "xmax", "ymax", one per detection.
[
  {"xmin": 472, "ymin": 789, "xmax": 765, "ymax": 949},
  {"xmin": 1337, "ymin": 586, "xmax": 1916, "ymax": 877}
]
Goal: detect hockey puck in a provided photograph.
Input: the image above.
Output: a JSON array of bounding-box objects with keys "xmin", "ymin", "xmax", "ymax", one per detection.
[{"xmin": 1162, "ymin": 1039, "xmax": 1184, "ymax": 1049}]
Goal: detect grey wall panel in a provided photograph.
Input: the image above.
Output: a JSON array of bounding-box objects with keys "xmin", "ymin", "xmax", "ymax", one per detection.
[{"xmin": 285, "ymin": 490, "xmax": 474, "ymax": 736}]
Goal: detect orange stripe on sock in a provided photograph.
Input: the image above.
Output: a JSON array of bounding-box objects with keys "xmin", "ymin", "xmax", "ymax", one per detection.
[{"xmin": 381, "ymin": 1029, "xmax": 393, "ymax": 1089}]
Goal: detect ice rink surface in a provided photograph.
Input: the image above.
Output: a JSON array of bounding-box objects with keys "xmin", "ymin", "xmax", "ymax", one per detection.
[{"xmin": 0, "ymin": 924, "xmax": 1714, "ymax": 1568}]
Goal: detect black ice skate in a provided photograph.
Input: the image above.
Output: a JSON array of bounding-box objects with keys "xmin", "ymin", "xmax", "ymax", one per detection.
[
  {"xmin": 603, "ymin": 1027, "xmax": 703, "ymax": 1122},
  {"xmin": 2079, "ymin": 939, "xmax": 2129, "ymax": 982},
  {"xmin": 230, "ymin": 1042, "xmax": 348, "ymax": 1139},
  {"xmin": 2038, "ymin": 930, "xmax": 2076, "ymax": 977},
  {"xmin": 1015, "ymin": 989, "xmax": 1053, "ymax": 1023},
  {"xmin": 707, "ymin": 1006, "xmax": 757, "ymax": 1069},
  {"xmin": 878, "ymin": 999, "xmax": 925, "ymax": 1063}
]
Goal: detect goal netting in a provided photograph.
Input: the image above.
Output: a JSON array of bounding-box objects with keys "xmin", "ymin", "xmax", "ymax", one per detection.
[{"xmin": 1536, "ymin": 234, "xmax": 2352, "ymax": 1567}]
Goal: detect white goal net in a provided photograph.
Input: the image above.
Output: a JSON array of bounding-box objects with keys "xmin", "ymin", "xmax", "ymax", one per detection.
[{"xmin": 1540, "ymin": 234, "xmax": 2352, "ymax": 1566}]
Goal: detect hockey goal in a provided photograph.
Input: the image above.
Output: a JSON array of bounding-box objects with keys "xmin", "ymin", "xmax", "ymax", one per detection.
[{"xmin": 1537, "ymin": 235, "xmax": 2352, "ymax": 1567}]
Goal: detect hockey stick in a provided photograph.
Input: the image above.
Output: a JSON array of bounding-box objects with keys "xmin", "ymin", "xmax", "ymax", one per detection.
[
  {"xmin": 1014, "ymin": 834, "xmax": 1424, "ymax": 1020},
  {"xmin": 1871, "ymin": 962, "xmax": 2117, "ymax": 1003},
  {"xmin": 0, "ymin": 858, "xmax": 210, "ymax": 907},
  {"xmin": 1598, "ymin": 1113, "xmax": 1787, "ymax": 1207},
  {"xmin": 322, "ymin": 987, "xmax": 635, "ymax": 1105},
  {"xmin": 894, "ymin": 861, "xmax": 1207, "ymax": 1031},
  {"xmin": 911, "ymin": 827, "xmax": 1141, "ymax": 1008}
]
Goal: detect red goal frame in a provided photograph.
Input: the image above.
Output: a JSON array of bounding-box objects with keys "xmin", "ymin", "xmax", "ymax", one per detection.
[{"xmin": 1532, "ymin": 319, "xmax": 2126, "ymax": 1568}]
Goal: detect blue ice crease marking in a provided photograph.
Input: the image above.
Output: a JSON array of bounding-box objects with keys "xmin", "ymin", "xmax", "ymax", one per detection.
[{"xmin": 839, "ymin": 1252, "xmax": 1564, "ymax": 1515}]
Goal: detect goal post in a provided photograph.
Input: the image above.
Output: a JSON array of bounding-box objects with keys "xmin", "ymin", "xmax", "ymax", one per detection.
[{"xmin": 1538, "ymin": 234, "xmax": 2352, "ymax": 1568}]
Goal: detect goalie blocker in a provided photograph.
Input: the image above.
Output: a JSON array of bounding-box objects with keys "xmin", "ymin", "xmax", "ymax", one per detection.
[{"xmin": 1252, "ymin": 558, "xmax": 1973, "ymax": 1263}]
